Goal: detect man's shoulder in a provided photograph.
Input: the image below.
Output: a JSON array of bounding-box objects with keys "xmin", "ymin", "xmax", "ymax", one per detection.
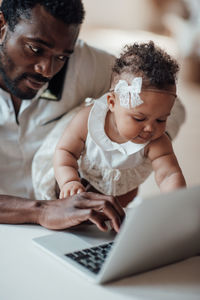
[
  {"xmin": 74, "ymin": 39, "xmax": 116, "ymax": 57},
  {"xmin": 73, "ymin": 39, "xmax": 116, "ymax": 66},
  {"xmin": 61, "ymin": 40, "xmax": 116, "ymax": 102}
]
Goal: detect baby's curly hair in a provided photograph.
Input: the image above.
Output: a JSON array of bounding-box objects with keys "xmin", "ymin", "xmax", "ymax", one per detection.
[{"xmin": 112, "ymin": 41, "xmax": 179, "ymax": 89}]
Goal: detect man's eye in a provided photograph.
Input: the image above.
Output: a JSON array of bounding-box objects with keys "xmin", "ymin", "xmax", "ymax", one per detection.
[
  {"xmin": 57, "ymin": 55, "xmax": 68, "ymax": 62},
  {"xmin": 29, "ymin": 45, "xmax": 40, "ymax": 54}
]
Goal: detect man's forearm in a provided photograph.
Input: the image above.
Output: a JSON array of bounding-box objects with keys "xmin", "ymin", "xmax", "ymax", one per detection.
[
  {"xmin": 0, "ymin": 195, "xmax": 43, "ymax": 224},
  {"xmin": 0, "ymin": 192, "xmax": 125, "ymax": 232}
]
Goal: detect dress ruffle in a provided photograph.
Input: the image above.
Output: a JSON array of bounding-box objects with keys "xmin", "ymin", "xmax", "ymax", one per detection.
[{"xmin": 88, "ymin": 94, "xmax": 146, "ymax": 155}]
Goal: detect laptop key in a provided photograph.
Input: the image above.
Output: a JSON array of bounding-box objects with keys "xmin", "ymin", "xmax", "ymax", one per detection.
[{"xmin": 65, "ymin": 242, "xmax": 114, "ymax": 274}]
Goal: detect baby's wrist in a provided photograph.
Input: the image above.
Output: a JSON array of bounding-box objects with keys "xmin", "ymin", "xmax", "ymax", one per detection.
[{"xmin": 64, "ymin": 180, "xmax": 81, "ymax": 187}]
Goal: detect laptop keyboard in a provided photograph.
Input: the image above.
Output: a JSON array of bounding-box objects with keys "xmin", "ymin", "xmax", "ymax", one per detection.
[{"xmin": 65, "ymin": 242, "xmax": 114, "ymax": 274}]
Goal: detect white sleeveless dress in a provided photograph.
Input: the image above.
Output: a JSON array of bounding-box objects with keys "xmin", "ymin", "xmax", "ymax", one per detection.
[{"xmin": 78, "ymin": 95, "xmax": 152, "ymax": 196}]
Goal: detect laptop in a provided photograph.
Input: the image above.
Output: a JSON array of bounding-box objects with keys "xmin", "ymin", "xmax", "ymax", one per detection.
[{"xmin": 33, "ymin": 185, "xmax": 200, "ymax": 284}]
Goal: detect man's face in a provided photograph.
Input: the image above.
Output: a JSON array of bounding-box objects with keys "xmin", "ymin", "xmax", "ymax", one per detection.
[{"xmin": 0, "ymin": 4, "xmax": 80, "ymax": 99}]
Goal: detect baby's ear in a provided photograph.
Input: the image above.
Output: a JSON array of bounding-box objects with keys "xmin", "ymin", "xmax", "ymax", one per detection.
[{"xmin": 107, "ymin": 92, "xmax": 116, "ymax": 112}]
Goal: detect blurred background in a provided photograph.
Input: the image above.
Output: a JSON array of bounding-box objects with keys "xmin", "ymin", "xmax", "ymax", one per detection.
[{"xmin": 79, "ymin": 0, "xmax": 200, "ymax": 197}]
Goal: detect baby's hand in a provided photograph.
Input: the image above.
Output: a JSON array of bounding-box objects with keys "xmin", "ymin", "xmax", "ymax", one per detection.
[{"xmin": 59, "ymin": 181, "xmax": 85, "ymax": 199}]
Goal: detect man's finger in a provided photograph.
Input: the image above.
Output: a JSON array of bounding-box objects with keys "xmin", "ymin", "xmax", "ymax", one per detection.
[
  {"xmin": 80, "ymin": 192, "xmax": 125, "ymax": 218},
  {"xmin": 88, "ymin": 210, "xmax": 109, "ymax": 232},
  {"xmin": 66, "ymin": 208, "xmax": 109, "ymax": 232}
]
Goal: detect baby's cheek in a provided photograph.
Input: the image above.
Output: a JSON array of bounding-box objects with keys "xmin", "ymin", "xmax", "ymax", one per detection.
[
  {"xmin": 157, "ymin": 124, "xmax": 166, "ymax": 137},
  {"xmin": 162, "ymin": 123, "xmax": 167, "ymax": 132}
]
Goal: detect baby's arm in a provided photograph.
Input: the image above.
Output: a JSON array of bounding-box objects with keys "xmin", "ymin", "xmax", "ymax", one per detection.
[
  {"xmin": 146, "ymin": 134, "xmax": 186, "ymax": 192},
  {"xmin": 53, "ymin": 106, "xmax": 91, "ymax": 198}
]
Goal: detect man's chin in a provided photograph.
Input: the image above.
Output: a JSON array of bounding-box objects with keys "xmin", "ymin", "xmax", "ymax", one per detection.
[{"xmin": 11, "ymin": 88, "xmax": 38, "ymax": 100}]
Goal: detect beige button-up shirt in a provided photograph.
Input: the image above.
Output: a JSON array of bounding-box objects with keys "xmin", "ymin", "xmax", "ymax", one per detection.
[{"xmin": 0, "ymin": 40, "xmax": 115, "ymax": 199}]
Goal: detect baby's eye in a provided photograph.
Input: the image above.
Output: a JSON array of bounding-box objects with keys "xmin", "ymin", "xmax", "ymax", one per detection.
[
  {"xmin": 157, "ymin": 119, "xmax": 167, "ymax": 123},
  {"xmin": 133, "ymin": 117, "xmax": 145, "ymax": 122}
]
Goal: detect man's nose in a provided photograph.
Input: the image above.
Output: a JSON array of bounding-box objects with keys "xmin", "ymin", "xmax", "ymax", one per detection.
[{"xmin": 34, "ymin": 58, "xmax": 54, "ymax": 78}]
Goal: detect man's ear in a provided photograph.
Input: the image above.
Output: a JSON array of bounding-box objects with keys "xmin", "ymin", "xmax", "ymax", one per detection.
[
  {"xmin": 107, "ymin": 92, "xmax": 116, "ymax": 112},
  {"xmin": 0, "ymin": 11, "xmax": 7, "ymax": 43}
]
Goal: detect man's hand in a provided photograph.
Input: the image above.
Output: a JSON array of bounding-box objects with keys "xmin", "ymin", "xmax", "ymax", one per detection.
[{"xmin": 38, "ymin": 192, "xmax": 125, "ymax": 232}]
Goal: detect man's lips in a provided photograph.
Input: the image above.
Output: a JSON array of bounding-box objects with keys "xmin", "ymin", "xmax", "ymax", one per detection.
[{"xmin": 25, "ymin": 76, "xmax": 47, "ymax": 90}]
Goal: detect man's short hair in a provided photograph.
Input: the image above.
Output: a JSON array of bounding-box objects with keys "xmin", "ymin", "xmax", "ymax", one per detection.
[{"xmin": 0, "ymin": 0, "xmax": 85, "ymax": 31}]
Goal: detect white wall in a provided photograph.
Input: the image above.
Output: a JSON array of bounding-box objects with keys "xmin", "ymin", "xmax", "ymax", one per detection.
[{"xmin": 82, "ymin": 0, "xmax": 157, "ymax": 30}]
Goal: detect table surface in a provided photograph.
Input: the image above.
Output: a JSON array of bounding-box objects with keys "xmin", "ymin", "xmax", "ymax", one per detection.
[{"xmin": 1, "ymin": 224, "xmax": 200, "ymax": 300}]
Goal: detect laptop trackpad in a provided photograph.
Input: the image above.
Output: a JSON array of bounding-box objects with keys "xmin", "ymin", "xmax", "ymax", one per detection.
[{"xmin": 65, "ymin": 223, "xmax": 116, "ymax": 246}]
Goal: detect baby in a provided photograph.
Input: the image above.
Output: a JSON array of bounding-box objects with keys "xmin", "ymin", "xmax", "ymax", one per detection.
[{"xmin": 53, "ymin": 41, "xmax": 186, "ymax": 207}]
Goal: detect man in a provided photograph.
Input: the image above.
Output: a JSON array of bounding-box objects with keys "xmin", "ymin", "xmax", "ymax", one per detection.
[{"xmin": 0, "ymin": 0, "xmax": 184, "ymax": 232}]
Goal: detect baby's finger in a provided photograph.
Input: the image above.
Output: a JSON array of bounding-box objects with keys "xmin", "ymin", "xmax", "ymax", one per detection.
[
  {"xmin": 59, "ymin": 190, "xmax": 65, "ymax": 199},
  {"xmin": 63, "ymin": 189, "xmax": 71, "ymax": 198},
  {"xmin": 70, "ymin": 190, "xmax": 76, "ymax": 196}
]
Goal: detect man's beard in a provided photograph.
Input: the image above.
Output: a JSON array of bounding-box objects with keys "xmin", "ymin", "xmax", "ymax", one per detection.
[
  {"xmin": 0, "ymin": 47, "xmax": 49, "ymax": 99},
  {"xmin": 0, "ymin": 67, "xmax": 35, "ymax": 99}
]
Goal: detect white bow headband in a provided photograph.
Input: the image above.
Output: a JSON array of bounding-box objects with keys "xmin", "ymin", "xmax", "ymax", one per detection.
[
  {"xmin": 114, "ymin": 77, "xmax": 143, "ymax": 109},
  {"xmin": 112, "ymin": 77, "xmax": 177, "ymax": 109}
]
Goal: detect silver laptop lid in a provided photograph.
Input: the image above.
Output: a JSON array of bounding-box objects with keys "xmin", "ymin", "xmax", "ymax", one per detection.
[{"xmin": 98, "ymin": 185, "xmax": 200, "ymax": 283}]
